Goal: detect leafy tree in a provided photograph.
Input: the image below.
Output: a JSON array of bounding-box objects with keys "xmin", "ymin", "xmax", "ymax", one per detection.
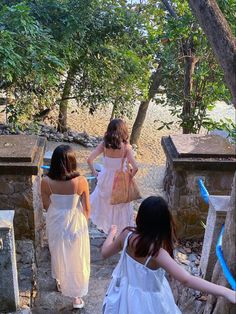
[
  {"xmin": 159, "ymin": 0, "xmax": 232, "ymax": 134},
  {"xmin": 0, "ymin": 2, "xmax": 63, "ymax": 129},
  {"xmin": 32, "ymin": 0, "xmax": 150, "ymax": 132}
]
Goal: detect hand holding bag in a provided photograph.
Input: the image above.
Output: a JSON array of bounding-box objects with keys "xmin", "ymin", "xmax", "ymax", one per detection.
[{"xmin": 110, "ymin": 148, "xmax": 141, "ymax": 205}]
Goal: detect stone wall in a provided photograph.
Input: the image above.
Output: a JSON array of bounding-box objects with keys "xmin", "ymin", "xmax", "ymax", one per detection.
[
  {"xmin": 164, "ymin": 158, "xmax": 234, "ymax": 238},
  {"xmin": 0, "ymin": 174, "xmax": 43, "ymax": 241}
]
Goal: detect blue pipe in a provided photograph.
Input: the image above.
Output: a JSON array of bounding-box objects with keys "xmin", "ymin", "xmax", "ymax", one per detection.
[
  {"xmin": 198, "ymin": 179, "xmax": 209, "ymax": 204},
  {"xmin": 41, "ymin": 165, "xmax": 96, "ymax": 181},
  {"xmin": 216, "ymin": 225, "xmax": 236, "ymax": 291}
]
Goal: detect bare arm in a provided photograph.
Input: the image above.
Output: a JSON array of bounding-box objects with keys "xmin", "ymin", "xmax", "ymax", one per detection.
[
  {"xmin": 40, "ymin": 178, "xmax": 51, "ymax": 211},
  {"xmin": 87, "ymin": 142, "xmax": 104, "ymax": 177},
  {"xmin": 101, "ymin": 226, "xmax": 128, "ymax": 259},
  {"xmin": 157, "ymin": 248, "xmax": 236, "ymax": 303},
  {"xmin": 126, "ymin": 146, "xmax": 138, "ymax": 177},
  {"xmin": 77, "ymin": 176, "xmax": 90, "ymax": 221}
]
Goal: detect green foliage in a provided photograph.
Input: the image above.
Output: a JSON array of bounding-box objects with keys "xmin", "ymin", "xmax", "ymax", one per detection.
[
  {"xmin": 0, "ymin": 2, "xmax": 64, "ymax": 127},
  {"xmin": 31, "ymin": 0, "xmax": 151, "ymax": 121},
  {"xmin": 202, "ymin": 117, "xmax": 236, "ymax": 141},
  {"xmin": 155, "ymin": 0, "xmax": 233, "ymax": 134},
  {"xmin": 0, "ymin": 0, "xmax": 235, "ymax": 131}
]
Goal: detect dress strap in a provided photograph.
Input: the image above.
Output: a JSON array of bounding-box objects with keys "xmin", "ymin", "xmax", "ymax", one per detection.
[
  {"xmin": 119, "ymin": 231, "xmax": 132, "ymax": 258},
  {"xmin": 144, "ymin": 255, "xmax": 152, "ymax": 267},
  {"xmin": 46, "ymin": 177, "xmax": 53, "ymax": 194},
  {"xmin": 73, "ymin": 177, "xmax": 78, "ymax": 195}
]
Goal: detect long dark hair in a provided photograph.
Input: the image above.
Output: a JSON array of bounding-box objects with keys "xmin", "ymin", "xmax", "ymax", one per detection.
[
  {"xmin": 104, "ymin": 119, "xmax": 129, "ymax": 149},
  {"xmin": 127, "ymin": 196, "xmax": 176, "ymax": 258},
  {"xmin": 47, "ymin": 145, "xmax": 80, "ymax": 181}
]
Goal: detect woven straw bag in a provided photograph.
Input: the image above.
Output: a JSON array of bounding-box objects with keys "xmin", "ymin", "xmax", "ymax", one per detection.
[{"xmin": 110, "ymin": 148, "xmax": 141, "ymax": 205}]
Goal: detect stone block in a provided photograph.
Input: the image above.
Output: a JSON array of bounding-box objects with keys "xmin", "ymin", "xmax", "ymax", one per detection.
[
  {"xmin": 207, "ymin": 172, "xmax": 234, "ymax": 192},
  {"xmin": 162, "ymin": 135, "xmax": 235, "ymax": 238},
  {"xmin": 11, "ymin": 192, "xmax": 33, "ymax": 210},
  {"xmin": 0, "ymin": 183, "xmax": 15, "ymax": 195},
  {"xmin": 0, "ymin": 210, "xmax": 19, "ymax": 312}
]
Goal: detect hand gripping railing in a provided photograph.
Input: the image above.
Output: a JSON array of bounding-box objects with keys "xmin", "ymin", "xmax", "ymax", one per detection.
[{"xmin": 198, "ymin": 178, "xmax": 236, "ymax": 290}]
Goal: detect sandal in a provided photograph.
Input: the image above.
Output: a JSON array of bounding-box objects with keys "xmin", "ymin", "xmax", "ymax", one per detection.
[
  {"xmin": 56, "ymin": 279, "xmax": 61, "ymax": 292},
  {"xmin": 73, "ymin": 298, "xmax": 85, "ymax": 309}
]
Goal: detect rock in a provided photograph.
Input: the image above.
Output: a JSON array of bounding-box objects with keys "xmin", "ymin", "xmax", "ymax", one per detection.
[
  {"xmin": 188, "ymin": 253, "xmax": 197, "ymax": 262},
  {"xmin": 195, "ymin": 259, "xmax": 200, "ymax": 266},
  {"xmin": 177, "ymin": 247, "xmax": 186, "ymax": 254},
  {"xmin": 185, "ymin": 247, "xmax": 192, "ymax": 253},
  {"xmin": 73, "ymin": 136, "xmax": 85, "ymax": 145},
  {"xmin": 176, "ymin": 252, "xmax": 187, "ymax": 261},
  {"xmin": 86, "ymin": 143, "xmax": 94, "ymax": 148},
  {"xmin": 191, "ymin": 267, "xmax": 199, "ymax": 275},
  {"xmin": 56, "ymin": 133, "xmax": 64, "ymax": 140},
  {"xmin": 181, "ymin": 259, "xmax": 190, "ymax": 266},
  {"xmin": 198, "ymin": 295, "xmax": 208, "ymax": 301}
]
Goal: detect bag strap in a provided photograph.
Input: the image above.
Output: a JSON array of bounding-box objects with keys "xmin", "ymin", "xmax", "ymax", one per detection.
[{"xmin": 120, "ymin": 144, "xmax": 127, "ymax": 171}]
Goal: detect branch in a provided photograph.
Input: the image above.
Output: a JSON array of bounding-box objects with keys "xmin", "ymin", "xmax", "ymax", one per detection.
[{"xmin": 161, "ymin": 0, "xmax": 178, "ymax": 19}]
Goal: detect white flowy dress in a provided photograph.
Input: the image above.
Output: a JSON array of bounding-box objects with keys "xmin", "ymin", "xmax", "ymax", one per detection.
[
  {"xmin": 90, "ymin": 155, "xmax": 134, "ymax": 234},
  {"xmin": 103, "ymin": 232, "xmax": 181, "ymax": 314},
  {"xmin": 46, "ymin": 180, "xmax": 90, "ymax": 298}
]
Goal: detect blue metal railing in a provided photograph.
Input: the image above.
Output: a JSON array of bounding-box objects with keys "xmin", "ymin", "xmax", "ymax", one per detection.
[
  {"xmin": 216, "ymin": 225, "xmax": 236, "ymax": 291},
  {"xmin": 198, "ymin": 178, "xmax": 236, "ymax": 290},
  {"xmin": 198, "ymin": 178, "xmax": 209, "ymax": 204}
]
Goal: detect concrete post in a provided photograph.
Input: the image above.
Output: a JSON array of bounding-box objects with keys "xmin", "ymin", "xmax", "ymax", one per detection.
[
  {"xmin": 200, "ymin": 195, "xmax": 230, "ymax": 280},
  {"xmin": 0, "ymin": 210, "xmax": 19, "ymax": 312}
]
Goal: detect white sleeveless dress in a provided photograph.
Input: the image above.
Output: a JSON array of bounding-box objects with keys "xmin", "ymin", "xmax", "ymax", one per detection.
[
  {"xmin": 46, "ymin": 190, "xmax": 90, "ymax": 298},
  {"xmin": 103, "ymin": 232, "xmax": 181, "ymax": 314},
  {"xmin": 90, "ymin": 156, "xmax": 134, "ymax": 234}
]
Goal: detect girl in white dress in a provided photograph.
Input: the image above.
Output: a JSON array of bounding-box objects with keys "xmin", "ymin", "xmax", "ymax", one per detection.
[
  {"xmin": 87, "ymin": 119, "xmax": 138, "ymax": 235},
  {"xmin": 101, "ymin": 196, "xmax": 236, "ymax": 314},
  {"xmin": 41, "ymin": 145, "xmax": 90, "ymax": 309}
]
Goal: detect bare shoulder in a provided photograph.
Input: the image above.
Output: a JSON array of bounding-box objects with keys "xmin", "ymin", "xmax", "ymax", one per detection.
[
  {"xmin": 41, "ymin": 176, "xmax": 50, "ymax": 193},
  {"xmin": 155, "ymin": 247, "xmax": 172, "ymax": 263},
  {"xmin": 125, "ymin": 143, "xmax": 132, "ymax": 150},
  {"xmin": 118, "ymin": 229, "xmax": 132, "ymax": 246},
  {"xmin": 41, "ymin": 176, "xmax": 48, "ymax": 187},
  {"xmin": 77, "ymin": 175, "xmax": 88, "ymax": 185},
  {"xmin": 97, "ymin": 141, "xmax": 104, "ymax": 150}
]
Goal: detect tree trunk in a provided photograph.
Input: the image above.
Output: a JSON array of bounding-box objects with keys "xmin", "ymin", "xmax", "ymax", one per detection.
[
  {"xmin": 130, "ymin": 100, "xmax": 150, "ymax": 145},
  {"xmin": 130, "ymin": 65, "xmax": 162, "ymax": 145},
  {"xmin": 204, "ymin": 172, "xmax": 236, "ymax": 314},
  {"xmin": 110, "ymin": 102, "xmax": 117, "ymax": 121},
  {"xmin": 188, "ymin": 0, "xmax": 236, "ymax": 107},
  {"xmin": 58, "ymin": 67, "xmax": 76, "ymax": 132},
  {"xmin": 182, "ymin": 53, "xmax": 199, "ymax": 134}
]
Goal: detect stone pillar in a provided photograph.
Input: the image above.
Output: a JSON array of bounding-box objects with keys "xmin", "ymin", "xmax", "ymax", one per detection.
[
  {"xmin": 0, "ymin": 135, "xmax": 46, "ymax": 243},
  {"xmin": 200, "ymin": 195, "xmax": 230, "ymax": 280},
  {"xmin": 161, "ymin": 134, "xmax": 236, "ymax": 238},
  {"xmin": 0, "ymin": 210, "xmax": 19, "ymax": 312}
]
